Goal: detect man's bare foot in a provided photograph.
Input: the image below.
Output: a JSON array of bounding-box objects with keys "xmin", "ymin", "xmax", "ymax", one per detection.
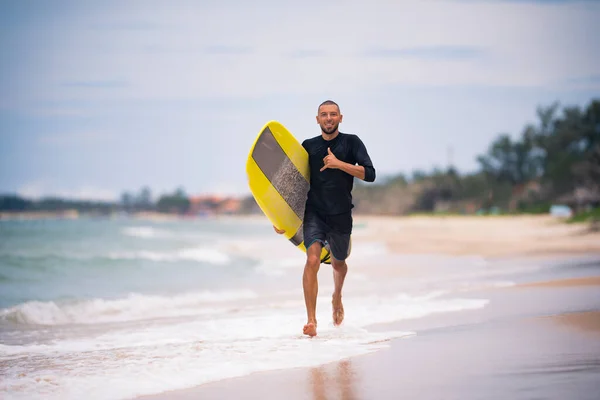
[
  {"xmin": 332, "ymin": 294, "xmax": 344, "ymax": 326},
  {"xmin": 303, "ymin": 321, "xmax": 317, "ymax": 337}
]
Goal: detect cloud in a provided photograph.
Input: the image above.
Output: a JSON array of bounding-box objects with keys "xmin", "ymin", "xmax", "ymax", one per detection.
[
  {"xmin": 61, "ymin": 80, "xmax": 129, "ymax": 89},
  {"xmin": 203, "ymin": 45, "xmax": 253, "ymax": 55},
  {"xmin": 487, "ymin": 0, "xmax": 594, "ymax": 3},
  {"xmin": 2, "ymin": 0, "xmax": 597, "ymax": 111},
  {"xmin": 289, "ymin": 50, "xmax": 327, "ymax": 59},
  {"xmin": 90, "ymin": 21, "xmax": 168, "ymax": 31},
  {"xmin": 364, "ymin": 45, "xmax": 486, "ymax": 60},
  {"xmin": 452, "ymin": 0, "xmax": 595, "ymax": 4},
  {"xmin": 37, "ymin": 131, "xmax": 112, "ymax": 145},
  {"xmin": 560, "ymin": 74, "xmax": 600, "ymax": 91},
  {"xmin": 29, "ymin": 108, "xmax": 89, "ymax": 117},
  {"xmin": 12, "ymin": 0, "xmax": 599, "ymax": 105},
  {"xmin": 565, "ymin": 74, "xmax": 600, "ymax": 84}
]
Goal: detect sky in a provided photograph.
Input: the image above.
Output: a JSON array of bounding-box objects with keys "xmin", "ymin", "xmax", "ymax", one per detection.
[{"xmin": 1, "ymin": 0, "xmax": 599, "ymax": 201}]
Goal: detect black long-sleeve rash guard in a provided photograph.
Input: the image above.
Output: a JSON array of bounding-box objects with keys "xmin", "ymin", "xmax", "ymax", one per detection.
[{"xmin": 302, "ymin": 132, "xmax": 376, "ymax": 215}]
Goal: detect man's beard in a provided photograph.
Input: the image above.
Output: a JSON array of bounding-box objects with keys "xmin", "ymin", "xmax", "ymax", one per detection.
[{"xmin": 321, "ymin": 122, "xmax": 339, "ymax": 135}]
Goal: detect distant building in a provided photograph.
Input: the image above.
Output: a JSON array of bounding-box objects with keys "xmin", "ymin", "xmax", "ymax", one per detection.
[
  {"xmin": 556, "ymin": 187, "xmax": 600, "ymax": 213},
  {"xmin": 188, "ymin": 195, "xmax": 242, "ymax": 216},
  {"xmin": 219, "ymin": 198, "xmax": 242, "ymax": 214},
  {"xmin": 509, "ymin": 180, "xmax": 542, "ymax": 212}
]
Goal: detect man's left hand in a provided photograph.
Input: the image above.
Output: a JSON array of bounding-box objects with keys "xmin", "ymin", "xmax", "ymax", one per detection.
[{"xmin": 320, "ymin": 147, "xmax": 340, "ymax": 171}]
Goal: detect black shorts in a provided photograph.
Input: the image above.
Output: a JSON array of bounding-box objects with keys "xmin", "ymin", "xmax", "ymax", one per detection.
[{"xmin": 303, "ymin": 207, "xmax": 352, "ymax": 262}]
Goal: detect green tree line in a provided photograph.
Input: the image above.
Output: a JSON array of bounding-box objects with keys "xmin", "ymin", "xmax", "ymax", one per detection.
[
  {"xmin": 0, "ymin": 187, "xmax": 192, "ymax": 215},
  {"xmin": 353, "ymin": 98, "xmax": 599, "ymax": 215}
]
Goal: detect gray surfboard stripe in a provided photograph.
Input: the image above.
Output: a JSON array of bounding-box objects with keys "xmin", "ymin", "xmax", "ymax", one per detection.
[
  {"xmin": 251, "ymin": 126, "xmax": 309, "ymax": 246},
  {"xmin": 289, "ymin": 226, "xmax": 303, "ymax": 247}
]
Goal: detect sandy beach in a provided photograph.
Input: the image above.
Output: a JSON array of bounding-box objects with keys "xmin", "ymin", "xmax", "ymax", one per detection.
[
  {"xmin": 134, "ymin": 215, "xmax": 600, "ymax": 400},
  {"xmin": 355, "ymin": 214, "xmax": 600, "ymax": 257}
]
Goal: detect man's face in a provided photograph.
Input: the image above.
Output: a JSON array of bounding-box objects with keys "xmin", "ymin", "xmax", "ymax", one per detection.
[{"xmin": 316, "ymin": 104, "xmax": 343, "ymax": 135}]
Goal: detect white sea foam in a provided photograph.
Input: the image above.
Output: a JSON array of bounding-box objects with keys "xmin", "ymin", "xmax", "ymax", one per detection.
[
  {"xmin": 250, "ymin": 241, "xmax": 391, "ymax": 277},
  {"xmin": 108, "ymin": 247, "xmax": 231, "ymax": 265},
  {"xmin": 121, "ymin": 226, "xmax": 171, "ymax": 239},
  {"xmin": 253, "ymin": 256, "xmax": 305, "ymax": 276},
  {"xmin": 223, "ymin": 236, "xmax": 299, "ymax": 258},
  {"xmin": 348, "ymin": 241, "xmax": 390, "ymax": 259},
  {"xmin": 0, "ymin": 289, "xmax": 259, "ymax": 325},
  {"xmin": 0, "ymin": 329, "xmax": 413, "ymax": 400},
  {"xmin": 1, "ymin": 290, "xmax": 489, "ymax": 400}
]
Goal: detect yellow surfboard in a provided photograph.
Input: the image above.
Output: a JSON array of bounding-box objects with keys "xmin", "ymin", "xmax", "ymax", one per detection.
[{"xmin": 246, "ymin": 120, "xmax": 332, "ymax": 264}]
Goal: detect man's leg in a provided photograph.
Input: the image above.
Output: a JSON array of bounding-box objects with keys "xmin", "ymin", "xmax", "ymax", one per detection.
[
  {"xmin": 303, "ymin": 241, "xmax": 322, "ymax": 336},
  {"xmin": 331, "ymin": 257, "xmax": 347, "ymax": 326},
  {"xmin": 327, "ymin": 215, "xmax": 352, "ymax": 327}
]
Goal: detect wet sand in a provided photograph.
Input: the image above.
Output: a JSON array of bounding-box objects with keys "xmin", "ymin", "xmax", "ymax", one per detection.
[
  {"xmin": 545, "ymin": 311, "xmax": 600, "ymax": 337},
  {"xmin": 518, "ymin": 276, "xmax": 600, "ymax": 288},
  {"xmin": 139, "ymin": 300, "xmax": 600, "ymax": 400}
]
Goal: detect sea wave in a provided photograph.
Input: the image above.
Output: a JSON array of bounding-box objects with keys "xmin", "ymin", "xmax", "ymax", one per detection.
[
  {"xmin": 107, "ymin": 247, "xmax": 231, "ymax": 265},
  {"xmin": 0, "ymin": 289, "xmax": 491, "ymax": 400},
  {"xmin": 0, "ymin": 289, "xmax": 259, "ymax": 325},
  {"xmin": 121, "ymin": 226, "xmax": 172, "ymax": 239},
  {"xmin": 0, "ymin": 289, "xmax": 490, "ymax": 400}
]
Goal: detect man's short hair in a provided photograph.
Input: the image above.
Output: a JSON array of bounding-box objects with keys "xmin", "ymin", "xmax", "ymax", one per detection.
[{"xmin": 318, "ymin": 100, "xmax": 340, "ymax": 113}]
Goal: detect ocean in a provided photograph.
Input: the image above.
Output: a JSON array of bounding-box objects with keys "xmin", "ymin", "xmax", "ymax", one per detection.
[{"xmin": 0, "ymin": 216, "xmax": 594, "ymax": 399}]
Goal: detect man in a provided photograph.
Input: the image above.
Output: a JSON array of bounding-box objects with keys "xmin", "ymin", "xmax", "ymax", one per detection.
[{"xmin": 274, "ymin": 100, "xmax": 376, "ymax": 337}]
